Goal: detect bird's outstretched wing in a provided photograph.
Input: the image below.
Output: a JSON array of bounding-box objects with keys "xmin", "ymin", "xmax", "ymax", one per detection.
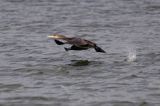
[{"xmin": 54, "ymin": 40, "xmax": 65, "ymax": 45}]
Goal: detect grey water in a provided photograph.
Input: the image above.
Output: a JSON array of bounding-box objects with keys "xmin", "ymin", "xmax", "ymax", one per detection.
[{"xmin": 0, "ymin": 0, "xmax": 160, "ymax": 106}]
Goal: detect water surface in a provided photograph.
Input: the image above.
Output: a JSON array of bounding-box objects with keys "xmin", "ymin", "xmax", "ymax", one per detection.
[{"xmin": 0, "ymin": 0, "xmax": 160, "ymax": 106}]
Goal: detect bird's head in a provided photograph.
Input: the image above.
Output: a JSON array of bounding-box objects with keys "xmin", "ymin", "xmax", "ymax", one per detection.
[{"xmin": 48, "ymin": 34, "xmax": 66, "ymax": 39}]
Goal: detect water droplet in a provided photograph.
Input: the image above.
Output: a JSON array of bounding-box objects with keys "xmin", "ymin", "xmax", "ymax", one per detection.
[{"xmin": 127, "ymin": 51, "xmax": 136, "ymax": 62}]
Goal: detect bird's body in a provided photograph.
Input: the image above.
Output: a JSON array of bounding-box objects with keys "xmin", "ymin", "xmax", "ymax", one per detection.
[{"xmin": 48, "ymin": 34, "xmax": 106, "ymax": 53}]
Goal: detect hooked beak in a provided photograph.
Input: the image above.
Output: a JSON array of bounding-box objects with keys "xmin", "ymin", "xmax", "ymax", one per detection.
[
  {"xmin": 48, "ymin": 35, "xmax": 60, "ymax": 39},
  {"xmin": 48, "ymin": 35, "xmax": 55, "ymax": 38}
]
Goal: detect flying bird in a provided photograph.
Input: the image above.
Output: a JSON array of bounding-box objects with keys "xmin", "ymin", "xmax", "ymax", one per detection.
[{"xmin": 48, "ymin": 34, "xmax": 106, "ymax": 53}]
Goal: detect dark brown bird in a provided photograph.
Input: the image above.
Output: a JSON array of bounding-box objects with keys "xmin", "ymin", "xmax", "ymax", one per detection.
[{"xmin": 48, "ymin": 34, "xmax": 106, "ymax": 53}]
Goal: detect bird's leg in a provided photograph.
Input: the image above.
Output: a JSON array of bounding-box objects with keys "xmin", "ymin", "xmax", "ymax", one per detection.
[{"xmin": 64, "ymin": 47, "xmax": 70, "ymax": 51}]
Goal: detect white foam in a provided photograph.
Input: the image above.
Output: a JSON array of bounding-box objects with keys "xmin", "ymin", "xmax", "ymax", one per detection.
[{"xmin": 127, "ymin": 51, "xmax": 136, "ymax": 62}]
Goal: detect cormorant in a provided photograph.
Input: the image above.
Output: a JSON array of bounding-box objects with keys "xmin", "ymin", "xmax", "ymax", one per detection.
[{"xmin": 48, "ymin": 34, "xmax": 106, "ymax": 53}]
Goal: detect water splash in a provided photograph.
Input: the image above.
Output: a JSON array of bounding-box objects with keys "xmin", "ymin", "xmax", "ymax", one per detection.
[
  {"xmin": 126, "ymin": 47, "xmax": 137, "ymax": 62},
  {"xmin": 127, "ymin": 51, "xmax": 136, "ymax": 62}
]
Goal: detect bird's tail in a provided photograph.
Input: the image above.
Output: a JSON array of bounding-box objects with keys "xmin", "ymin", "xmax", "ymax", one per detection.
[
  {"xmin": 54, "ymin": 40, "xmax": 65, "ymax": 45},
  {"xmin": 94, "ymin": 46, "xmax": 106, "ymax": 53}
]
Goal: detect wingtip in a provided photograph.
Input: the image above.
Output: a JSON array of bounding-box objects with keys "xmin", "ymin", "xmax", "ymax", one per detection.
[{"xmin": 95, "ymin": 46, "xmax": 106, "ymax": 53}]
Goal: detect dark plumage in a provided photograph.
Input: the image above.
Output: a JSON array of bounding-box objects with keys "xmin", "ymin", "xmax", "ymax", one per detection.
[{"xmin": 48, "ymin": 34, "xmax": 106, "ymax": 53}]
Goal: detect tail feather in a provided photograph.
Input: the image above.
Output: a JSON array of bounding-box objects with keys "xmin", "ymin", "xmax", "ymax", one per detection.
[
  {"xmin": 54, "ymin": 40, "xmax": 65, "ymax": 45},
  {"xmin": 94, "ymin": 46, "xmax": 106, "ymax": 53}
]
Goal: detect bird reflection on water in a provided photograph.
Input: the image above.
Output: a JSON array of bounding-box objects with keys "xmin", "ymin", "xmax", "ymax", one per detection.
[{"xmin": 69, "ymin": 60, "xmax": 90, "ymax": 66}]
